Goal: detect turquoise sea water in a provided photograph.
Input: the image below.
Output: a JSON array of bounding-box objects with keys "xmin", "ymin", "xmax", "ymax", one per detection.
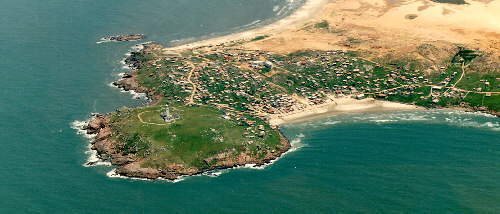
[{"xmin": 1, "ymin": 0, "xmax": 499, "ymax": 213}]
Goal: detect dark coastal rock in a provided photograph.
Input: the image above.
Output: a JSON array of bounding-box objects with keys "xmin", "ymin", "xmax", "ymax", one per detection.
[
  {"xmin": 95, "ymin": 127, "xmax": 111, "ymax": 141},
  {"xmin": 85, "ymin": 115, "xmax": 106, "ymax": 134},
  {"xmin": 84, "ymin": 112, "xmax": 292, "ymax": 180},
  {"xmin": 122, "ymin": 73, "xmax": 133, "ymax": 78},
  {"xmin": 124, "ymin": 52, "xmax": 143, "ymax": 69},
  {"xmin": 94, "ymin": 139, "xmax": 115, "ymax": 156},
  {"xmin": 114, "ymin": 72, "xmax": 151, "ymax": 96},
  {"xmin": 116, "ymin": 162, "xmax": 162, "ymax": 180},
  {"xmin": 102, "ymin": 34, "xmax": 145, "ymax": 42},
  {"xmin": 110, "ymin": 154, "xmax": 135, "ymax": 165}
]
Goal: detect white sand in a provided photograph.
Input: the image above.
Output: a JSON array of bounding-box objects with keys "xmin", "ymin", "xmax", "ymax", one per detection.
[
  {"xmin": 164, "ymin": 0, "xmax": 329, "ymax": 51},
  {"xmin": 269, "ymin": 97, "xmax": 422, "ymax": 126}
]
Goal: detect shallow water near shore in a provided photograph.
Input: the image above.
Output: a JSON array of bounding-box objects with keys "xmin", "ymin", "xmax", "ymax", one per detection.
[{"xmin": 1, "ymin": 0, "xmax": 500, "ymax": 213}]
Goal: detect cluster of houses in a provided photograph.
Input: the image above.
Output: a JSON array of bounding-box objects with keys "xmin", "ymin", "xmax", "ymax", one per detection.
[
  {"xmin": 192, "ymin": 57, "xmax": 298, "ymax": 116},
  {"xmin": 143, "ymin": 47, "xmax": 472, "ymax": 131},
  {"xmin": 262, "ymin": 50, "xmax": 429, "ymax": 101},
  {"xmin": 149, "ymin": 48, "xmax": 437, "ymax": 112}
]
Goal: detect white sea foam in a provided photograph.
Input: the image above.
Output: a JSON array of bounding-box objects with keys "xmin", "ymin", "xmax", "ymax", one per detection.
[
  {"xmin": 106, "ymin": 169, "xmax": 190, "ymax": 183},
  {"xmin": 121, "ymin": 64, "xmax": 132, "ymax": 70},
  {"xmin": 84, "ymin": 143, "xmax": 112, "ymax": 167},
  {"xmin": 108, "ymin": 79, "xmax": 148, "ymax": 100},
  {"xmin": 107, "ymin": 81, "xmax": 118, "ymax": 88},
  {"xmin": 96, "ymin": 39, "xmax": 112, "ymax": 44},
  {"xmin": 273, "ymin": 5, "xmax": 281, "ymax": 12},
  {"xmin": 277, "ymin": 6, "xmax": 288, "ymax": 16},
  {"xmin": 302, "ymin": 110, "xmax": 499, "ymax": 132},
  {"xmin": 242, "ymin": 133, "xmax": 306, "ymax": 170},
  {"xmin": 71, "ymin": 119, "xmax": 113, "ymax": 167},
  {"xmin": 202, "ymin": 170, "xmax": 224, "ymax": 177},
  {"xmin": 242, "ymin": 20, "xmax": 261, "ymax": 28},
  {"xmin": 113, "ymin": 83, "xmax": 148, "ymax": 100},
  {"xmin": 276, "ymin": 0, "xmax": 301, "ymax": 16},
  {"xmin": 127, "ymin": 89, "xmax": 148, "ymax": 100},
  {"xmin": 323, "ymin": 121, "xmax": 341, "ymax": 125},
  {"xmin": 71, "ymin": 120, "xmax": 95, "ymax": 139},
  {"xmin": 371, "ymin": 119, "xmax": 398, "ymax": 123}
]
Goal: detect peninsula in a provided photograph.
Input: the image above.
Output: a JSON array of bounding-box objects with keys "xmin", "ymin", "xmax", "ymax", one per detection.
[{"xmin": 82, "ymin": 0, "xmax": 499, "ymax": 180}]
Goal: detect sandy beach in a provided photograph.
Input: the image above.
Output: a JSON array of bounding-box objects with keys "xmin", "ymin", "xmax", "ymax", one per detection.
[
  {"xmin": 164, "ymin": 0, "xmax": 330, "ymax": 51},
  {"xmin": 269, "ymin": 96, "xmax": 422, "ymax": 126}
]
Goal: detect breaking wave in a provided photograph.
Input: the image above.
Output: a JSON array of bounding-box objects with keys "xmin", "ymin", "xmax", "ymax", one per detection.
[
  {"xmin": 71, "ymin": 119, "xmax": 112, "ymax": 167},
  {"xmin": 293, "ymin": 110, "xmax": 499, "ymax": 132}
]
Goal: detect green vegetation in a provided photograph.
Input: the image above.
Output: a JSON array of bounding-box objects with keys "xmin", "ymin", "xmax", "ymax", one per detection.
[
  {"xmin": 429, "ymin": 65, "xmax": 462, "ymax": 84},
  {"xmin": 456, "ymin": 71, "xmax": 499, "ymax": 92},
  {"xmin": 464, "ymin": 93, "xmax": 500, "ymax": 111},
  {"xmin": 251, "ymin": 35, "xmax": 269, "ymax": 41},
  {"xmin": 452, "ymin": 48, "xmax": 480, "ymax": 65},
  {"xmin": 314, "ymin": 20, "xmax": 329, "ymax": 29},
  {"xmin": 346, "ymin": 37, "xmax": 362, "ymax": 45},
  {"xmin": 386, "ymin": 86, "xmax": 433, "ymax": 107},
  {"xmin": 430, "ymin": 0, "xmax": 467, "ymax": 5},
  {"xmin": 110, "ymin": 105, "xmax": 282, "ymax": 169},
  {"xmin": 109, "ymin": 44, "xmax": 498, "ymax": 176}
]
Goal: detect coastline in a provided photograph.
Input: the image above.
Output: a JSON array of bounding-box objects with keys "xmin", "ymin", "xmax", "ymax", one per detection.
[
  {"xmin": 269, "ymin": 96, "xmax": 424, "ymax": 126},
  {"xmin": 88, "ymin": 42, "xmax": 422, "ymax": 181},
  {"xmin": 76, "ymin": 43, "xmax": 294, "ymax": 181},
  {"xmin": 164, "ymin": 0, "xmax": 329, "ymax": 51},
  {"xmin": 79, "ymin": 113, "xmax": 292, "ymax": 180},
  {"xmin": 75, "ymin": 0, "xmax": 498, "ymax": 182},
  {"xmin": 77, "ymin": 1, "xmax": 332, "ymax": 180}
]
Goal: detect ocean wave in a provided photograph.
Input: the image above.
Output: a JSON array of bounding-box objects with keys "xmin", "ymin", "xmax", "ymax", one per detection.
[
  {"xmin": 273, "ymin": 5, "xmax": 281, "ymax": 12},
  {"xmin": 71, "ymin": 119, "xmax": 113, "ymax": 167},
  {"xmin": 84, "ymin": 143, "xmax": 111, "ymax": 167},
  {"xmin": 443, "ymin": 117, "xmax": 499, "ymax": 131},
  {"xmin": 293, "ymin": 110, "xmax": 499, "ymax": 132},
  {"xmin": 242, "ymin": 20, "xmax": 261, "ymax": 28},
  {"xmin": 323, "ymin": 121, "xmax": 341, "ymax": 125},
  {"xmin": 71, "ymin": 120, "xmax": 96, "ymax": 139},
  {"xmin": 276, "ymin": 0, "xmax": 302, "ymax": 16},
  {"xmin": 96, "ymin": 39, "xmax": 112, "ymax": 44},
  {"xmin": 108, "ymin": 80, "xmax": 148, "ymax": 100},
  {"xmin": 127, "ymin": 89, "xmax": 148, "ymax": 100},
  {"xmin": 370, "ymin": 119, "xmax": 398, "ymax": 123}
]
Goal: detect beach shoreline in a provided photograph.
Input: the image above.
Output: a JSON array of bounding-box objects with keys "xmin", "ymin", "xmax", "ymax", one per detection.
[
  {"xmin": 164, "ymin": 0, "xmax": 329, "ymax": 51},
  {"xmin": 269, "ymin": 96, "xmax": 424, "ymax": 126}
]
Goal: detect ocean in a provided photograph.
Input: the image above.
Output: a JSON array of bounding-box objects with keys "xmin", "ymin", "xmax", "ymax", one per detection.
[{"xmin": 0, "ymin": 0, "xmax": 499, "ymax": 213}]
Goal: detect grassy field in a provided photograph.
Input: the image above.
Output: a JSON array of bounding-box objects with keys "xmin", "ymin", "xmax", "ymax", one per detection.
[
  {"xmin": 464, "ymin": 93, "xmax": 500, "ymax": 111},
  {"xmin": 456, "ymin": 71, "xmax": 499, "ymax": 92},
  {"xmin": 109, "ymin": 105, "xmax": 282, "ymax": 169}
]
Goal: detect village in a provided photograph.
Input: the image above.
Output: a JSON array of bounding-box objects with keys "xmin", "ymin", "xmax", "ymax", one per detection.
[
  {"xmin": 94, "ymin": 41, "xmax": 498, "ymax": 180},
  {"xmin": 134, "ymin": 44, "xmax": 487, "ymax": 127}
]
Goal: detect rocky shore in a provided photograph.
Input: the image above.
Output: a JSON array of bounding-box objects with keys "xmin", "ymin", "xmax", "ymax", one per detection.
[
  {"xmin": 82, "ymin": 114, "xmax": 290, "ymax": 180},
  {"xmin": 101, "ymin": 34, "xmax": 145, "ymax": 42},
  {"xmin": 81, "ymin": 43, "xmax": 292, "ymax": 180}
]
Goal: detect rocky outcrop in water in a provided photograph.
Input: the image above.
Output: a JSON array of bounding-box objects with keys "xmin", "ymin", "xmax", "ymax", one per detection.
[{"xmin": 101, "ymin": 34, "xmax": 145, "ymax": 42}]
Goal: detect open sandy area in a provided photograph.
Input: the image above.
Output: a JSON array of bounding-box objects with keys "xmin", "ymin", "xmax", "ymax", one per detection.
[
  {"xmin": 244, "ymin": 0, "xmax": 499, "ymax": 59},
  {"xmin": 268, "ymin": 97, "xmax": 422, "ymax": 125}
]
